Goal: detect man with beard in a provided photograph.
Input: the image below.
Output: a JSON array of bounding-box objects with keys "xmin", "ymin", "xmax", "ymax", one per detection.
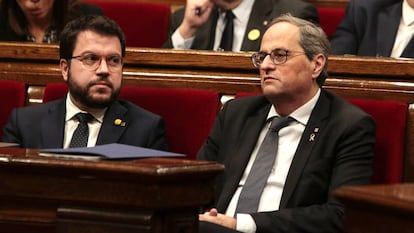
[
  {"xmin": 2, "ymin": 15, "xmax": 168, "ymax": 150},
  {"xmin": 163, "ymin": 0, "xmax": 319, "ymax": 52}
]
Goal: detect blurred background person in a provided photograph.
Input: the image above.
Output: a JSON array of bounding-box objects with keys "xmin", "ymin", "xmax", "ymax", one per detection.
[
  {"xmin": 163, "ymin": 0, "xmax": 319, "ymax": 52},
  {"xmin": 0, "ymin": 0, "xmax": 102, "ymax": 43},
  {"xmin": 330, "ymin": 0, "xmax": 414, "ymax": 58}
]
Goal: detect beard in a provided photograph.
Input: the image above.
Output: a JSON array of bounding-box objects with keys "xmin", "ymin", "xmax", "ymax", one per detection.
[{"xmin": 66, "ymin": 71, "xmax": 120, "ymax": 109}]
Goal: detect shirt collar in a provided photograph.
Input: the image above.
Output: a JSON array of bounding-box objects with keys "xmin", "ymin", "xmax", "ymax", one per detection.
[
  {"xmin": 219, "ymin": 0, "xmax": 254, "ymax": 24},
  {"xmin": 65, "ymin": 93, "xmax": 106, "ymax": 123},
  {"xmin": 402, "ymin": 0, "xmax": 414, "ymax": 26},
  {"xmin": 267, "ymin": 88, "xmax": 321, "ymax": 126}
]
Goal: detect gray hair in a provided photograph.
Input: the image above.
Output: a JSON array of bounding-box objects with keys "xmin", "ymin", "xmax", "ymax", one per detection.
[{"xmin": 267, "ymin": 14, "xmax": 330, "ymax": 86}]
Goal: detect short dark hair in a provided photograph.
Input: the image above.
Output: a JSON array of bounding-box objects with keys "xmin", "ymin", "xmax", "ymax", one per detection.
[{"xmin": 59, "ymin": 15, "xmax": 126, "ymax": 59}]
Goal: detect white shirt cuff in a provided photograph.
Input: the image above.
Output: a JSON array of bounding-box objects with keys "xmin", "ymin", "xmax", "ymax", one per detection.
[
  {"xmin": 236, "ymin": 213, "xmax": 257, "ymax": 233},
  {"xmin": 171, "ymin": 29, "xmax": 195, "ymax": 49}
]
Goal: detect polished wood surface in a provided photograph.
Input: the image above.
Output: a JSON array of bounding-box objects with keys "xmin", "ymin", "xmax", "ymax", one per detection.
[
  {"xmin": 334, "ymin": 184, "xmax": 414, "ymax": 233},
  {"xmin": 0, "ymin": 147, "xmax": 224, "ymax": 233}
]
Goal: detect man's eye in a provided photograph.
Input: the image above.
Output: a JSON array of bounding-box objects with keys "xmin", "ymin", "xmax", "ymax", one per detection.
[
  {"xmin": 84, "ymin": 54, "xmax": 100, "ymax": 62},
  {"xmin": 108, "ymin": 56, "xmax": 121, "ymax": 65}
]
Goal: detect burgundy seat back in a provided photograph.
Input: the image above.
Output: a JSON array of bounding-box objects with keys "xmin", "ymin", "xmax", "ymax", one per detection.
[
  {"xmin": 83, "ymin": 0, "xmax": 171, "ymax": 48},
  {"xmin": 120, "ymin": 86, "xmax": 219, "ymax": 159},
  {"xmin": 236, "ymin": 93, "xmax": 407, "ymax": 184},
  {"xmin": 347, "ymin": 98, "xmax": 407, "ymax": 184},
  {"xmin": 42, "ymin": 83, "xmax": 68, "ymax": 102},
  {"xmin": 0, "ymin": 80, "xmax": 26, "ymax": 139},
  {"xmin": 317, "ymin": 7, "xmax": 345, "ymax": 39}
]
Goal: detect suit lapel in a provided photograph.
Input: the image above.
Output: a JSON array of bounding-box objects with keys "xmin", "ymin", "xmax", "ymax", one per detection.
[
  {"xmin": 96, "ymin": 101, "xmax": 128, "ymax": 145},
  {"xmin": 241, "ymin": 0, "xmax": 273, "ymax": 52},
  {"xmin": 279, "ymin": 91, "xmax": 330, "ymax": 208},
  {"xmin": 41, "ymin": 99, "xmax": 66, "ymax": 148},
  {"xmin": 217, "ymin": 102, "xmax": 270, "ymax": 211},
  {"xmin": 377, "ymin": 2, "xmax": 402, "ymax": 56}
]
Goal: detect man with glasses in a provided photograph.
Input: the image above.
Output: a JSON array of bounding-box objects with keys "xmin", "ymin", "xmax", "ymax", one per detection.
[
  {"xmin": 2, "ymin": 15, "xmax": 167, "ymax": 150},
  {"xmin": 197, "ymin": 14, "xmax": 376, "ymax": 233}
]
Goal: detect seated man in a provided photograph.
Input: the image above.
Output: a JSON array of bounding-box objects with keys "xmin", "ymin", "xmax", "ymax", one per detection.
[
  {"xmin": 330, "ymin": 0, "xmax": 414, "ymax": 58},
  {"xmin": 2, "ymin": 15, "xmax": 167, "ymax": 150},
  {"xmin": 163, "ymin": 0, "xmax": 319, "ymax": 52},
  {"xmin": 197, "ymin": 14, "xmax": 376, "ymax": 233}
]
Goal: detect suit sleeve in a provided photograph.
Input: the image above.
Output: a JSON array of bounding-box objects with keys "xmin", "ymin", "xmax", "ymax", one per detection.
[
  {"xmin": 2, "ymin": 109, "xmax": 23, "ymax": 146},
  {"xmin": 251, "ymin": 114, "xmax": 376, "ymax": 233},
  {"xmin": 330, "ymin": 0, "xmax": 362, "ymax": 55},
  {"xmin": 162, "ymin": 7, "xmax": 185, "ymax": 48}
]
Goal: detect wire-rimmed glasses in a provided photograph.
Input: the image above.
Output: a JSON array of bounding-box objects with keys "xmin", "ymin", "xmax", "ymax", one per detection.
[
  {"xmin": 71, "ymin": 53, "xmax": 123, "ymax": 72},
  {"xmin": 251, "ymin": 48, "xmax": 306, "ymax": 68}
]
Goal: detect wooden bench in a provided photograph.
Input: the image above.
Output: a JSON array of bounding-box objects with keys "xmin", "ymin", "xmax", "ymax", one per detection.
[{"xmin": 0, "ymin": 42, "xmax": 413, "ymax": 182}]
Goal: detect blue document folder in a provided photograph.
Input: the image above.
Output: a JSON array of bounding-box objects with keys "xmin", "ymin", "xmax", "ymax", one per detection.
[{"xmin": 39, "ymin": 143, "xmax": 185, "ymax": 160}]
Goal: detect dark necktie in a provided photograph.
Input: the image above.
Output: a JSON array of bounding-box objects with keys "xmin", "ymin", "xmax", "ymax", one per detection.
[
  {"xmin": 69, "ymin": 112, "xmax": 93, "ymax": 148},
  {"xmin": 235, "ymin": 116, "xmax": 294, "ymax": 214},
  {"xmin": 219, "ymin": 10, "xmax": 235, "ymax": 51},
  {"xmin": 400, "ymin": 35, "xmax": 414, "ymax": 58}
]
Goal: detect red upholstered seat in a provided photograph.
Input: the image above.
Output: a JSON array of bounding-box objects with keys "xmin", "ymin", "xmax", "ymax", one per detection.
[
  {"xmin": 120, "ymin": 86, "xmax": 219, "ymax": 159},
  {"xmin": 42, "ymin": 84, "xmax": 219, "ymax": 159},
  {"xmin": 42, "ymin": 82, "xmax": 68, "ymax": 102},
  {"xmin": 83, "ymin": 0, "xmax": 171, "ymax": 48},
  {"xmin": 347, "ymin": 98, "xmax": 407, "ymax": 184},
  {"xmin": 235, "ymin": 93, "xmax": 407, "ymax": 184},
  {"xmin": 317, "ymin": 7, "xmax": 345, "ymax": 39},
  {"xmin": 0, "ymin": 80, "xmax": 26, "ymax": 139}
]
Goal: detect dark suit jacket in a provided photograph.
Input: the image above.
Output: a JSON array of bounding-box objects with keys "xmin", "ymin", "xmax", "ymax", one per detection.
[
  {"xmin": 163, "ymin": 0, "xmax": 319, "ymax": 52},
  {"xmin": 330, "ymin": 0, "xmax": 404, "ymax": 57},
  {"xmin": 2, "ymin": 98, "xmax": 168, "ymax": 151},
  {"xmin": 0, "ymin": 3, "xmax": 103, "ymax": 42},
  {"xmin": 197, "ymin": 90, "xmax": 376, "ymax": 233}
]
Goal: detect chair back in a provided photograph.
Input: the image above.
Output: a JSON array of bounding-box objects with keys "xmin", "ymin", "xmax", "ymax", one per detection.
[
  {"xmin": 0, "ymin": 80, "xmax": 26, "ymax": 139},
  {"xmin": 120, "ymin": 86, "xmax": 219, "ymax": 159},
  {"xmin": 83, "ymin": 0, "xmax": 171, "ymax": 48}
]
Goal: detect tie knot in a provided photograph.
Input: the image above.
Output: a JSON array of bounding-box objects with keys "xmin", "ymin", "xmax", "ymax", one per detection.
[
  {"xmin": 74, "ymin": 112, "xmax": 93, "ymax": 123},
  {"xmin": 269, "ymin": 116, "xmax": 294, "ymax": 132},
  {"xmin": 225, "ymin": 10, "xmax": 235, "ymax": 20}
]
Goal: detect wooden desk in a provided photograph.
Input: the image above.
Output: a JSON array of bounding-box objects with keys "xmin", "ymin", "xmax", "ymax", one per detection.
[
  {"xmin": 334, "ymin": 183, "xmax": 414, "ymax": 233},
  {"xmin": 0, "ymin": 147, "xmax": 224, "ymax": 233}
]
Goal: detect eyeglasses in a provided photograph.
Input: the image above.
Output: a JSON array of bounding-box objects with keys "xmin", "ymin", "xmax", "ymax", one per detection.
[
  {"xmin": 70, "ymin": 53, "xmax": 123, "ymax": 72},
  {"xmin": 251, "ymin": 48, "xmax": 306, "ymax": 68}
]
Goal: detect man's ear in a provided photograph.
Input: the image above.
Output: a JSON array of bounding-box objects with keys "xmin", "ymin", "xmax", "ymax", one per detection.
[
  {"xmin": 60, "ymin": 58, "xmax": 69, "ymax": 82},
  {"xmin": 311, "ymin": 54, "xmax": 326, "ymax": 78}
]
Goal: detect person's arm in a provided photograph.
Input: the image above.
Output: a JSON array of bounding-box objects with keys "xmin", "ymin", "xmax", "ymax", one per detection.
[
  {"xmin": 163, "ymin": 0, "xmax": 214, "ymax": 49},
  {"xmin": 2, "ymin": 109, "xmax": 22, "ymax": 146},
  {"xmin": 330, "ymin": 0, "xmax": 361, "ymax": 55}
]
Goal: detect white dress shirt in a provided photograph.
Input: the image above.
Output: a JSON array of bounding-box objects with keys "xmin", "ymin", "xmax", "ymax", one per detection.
[
  {"xmin": 391, "ymin": 0, "xmax": 414, "ymax": 58},
  {"xmin": 226, "ymin": 89, "xmax": 321, "ymax": 233},
  {"xmin": 172, "ymin": 0, "xmax": 254, "ymax": 51},
  {"xmin": 63, "ymin": 94, "xmax": 106, "ymax": 148}
]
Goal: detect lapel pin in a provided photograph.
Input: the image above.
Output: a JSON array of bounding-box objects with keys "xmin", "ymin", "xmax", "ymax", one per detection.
[
  {"xmin": 309, "ymin": 128, "xmax": 319, "ymax": 142},
  {"xmin": 114, "ymin": 118, "xmax": 126, "ymax": 127},
  {"xmin": 309, "ymin": 133, "xmax": 315, "ymax": 142},
  {"xmin": 248, "ymin": 29, "xmax": 261, "ymax": 41}
]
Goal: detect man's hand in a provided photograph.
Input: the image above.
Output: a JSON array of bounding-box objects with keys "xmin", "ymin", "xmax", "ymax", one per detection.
[
  {"xmin": 199, "ymin": 208, "xmax": 237, "ymax": 229},
  {"xmin": 178, "ymin": 0, "xmax": 214, "ymax": 39}
]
